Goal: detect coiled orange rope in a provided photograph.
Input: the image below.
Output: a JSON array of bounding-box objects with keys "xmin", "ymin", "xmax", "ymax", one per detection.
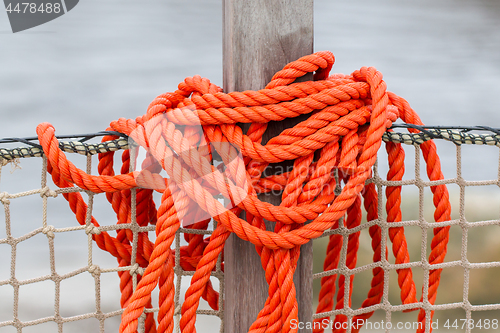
[{"xmin": 36, "ymin": 51, "xmax": 451, "ymax": 333}]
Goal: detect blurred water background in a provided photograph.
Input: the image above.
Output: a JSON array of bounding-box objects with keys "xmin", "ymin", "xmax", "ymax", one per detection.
[{"xmin": 1, "ymin": 0, "xmax": 500, "ymax": 332}]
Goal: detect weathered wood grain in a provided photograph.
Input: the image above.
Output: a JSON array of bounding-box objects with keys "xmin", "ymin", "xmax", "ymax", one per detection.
[{"xmin": 223, "ymin": 1, "xmax": 314, "ymax": 332}]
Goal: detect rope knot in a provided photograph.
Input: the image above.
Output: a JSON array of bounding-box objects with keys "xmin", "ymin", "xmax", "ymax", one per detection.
[
  {"xmin": 85, "ymin": 225, "xmax": 101, "ymax": 235},
  {"xmin": 40, "ymin": 186, "xmax": 58, "ymax": 198},
  {"xmin": 88, "ymin": 264, "xmax": 100, "ymax": 276},
  {"xmin": 0, "ymin": 192, "xmax": 10, "ymax": 204},
  {"xmin": 128, "ymin": 263, "xmax": 144, "ymax": 276},
  {"xmin": 42, "ymin": 225, "xmax": 55, "ymax": 238}
]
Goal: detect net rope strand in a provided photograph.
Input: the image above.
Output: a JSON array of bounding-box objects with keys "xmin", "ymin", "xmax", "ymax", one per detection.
[{"xmin": 2, "ymin": 50, "xmax": 498, "ymax": 333}]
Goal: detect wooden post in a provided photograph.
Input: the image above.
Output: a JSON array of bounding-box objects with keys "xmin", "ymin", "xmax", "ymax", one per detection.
[{"xmin": 223, "ymin": 1, "xmax": 314, "ymax": 332}]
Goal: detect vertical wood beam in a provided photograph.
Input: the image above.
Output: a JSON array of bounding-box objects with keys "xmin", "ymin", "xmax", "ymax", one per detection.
[{"xmin": 223, "ymin": 1, "xmax": 314, "ymax": 332}]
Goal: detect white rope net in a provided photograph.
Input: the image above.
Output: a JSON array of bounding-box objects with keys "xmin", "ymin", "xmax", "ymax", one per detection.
[
  {"xmin": 0, "ymin": 129, "xmax": 499, "ymax": 332},
  {"xmin": 311, "ymin": 140, "xmax": 500, "ymax": 332},
  {"xmin": 0, "ymin": 153, "xmax": 223, "ymax": 333}
]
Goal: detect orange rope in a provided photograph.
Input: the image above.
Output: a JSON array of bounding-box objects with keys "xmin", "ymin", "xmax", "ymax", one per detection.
[{"xmin": 36, "ymin": 51, "xmax": 451, "ymax": 333}]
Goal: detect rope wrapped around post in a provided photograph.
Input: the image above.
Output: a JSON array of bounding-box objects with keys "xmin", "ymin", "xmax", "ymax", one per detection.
[{"xmin": 35, "ymin": 51, "xmax": 451, "ymax": 333}]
